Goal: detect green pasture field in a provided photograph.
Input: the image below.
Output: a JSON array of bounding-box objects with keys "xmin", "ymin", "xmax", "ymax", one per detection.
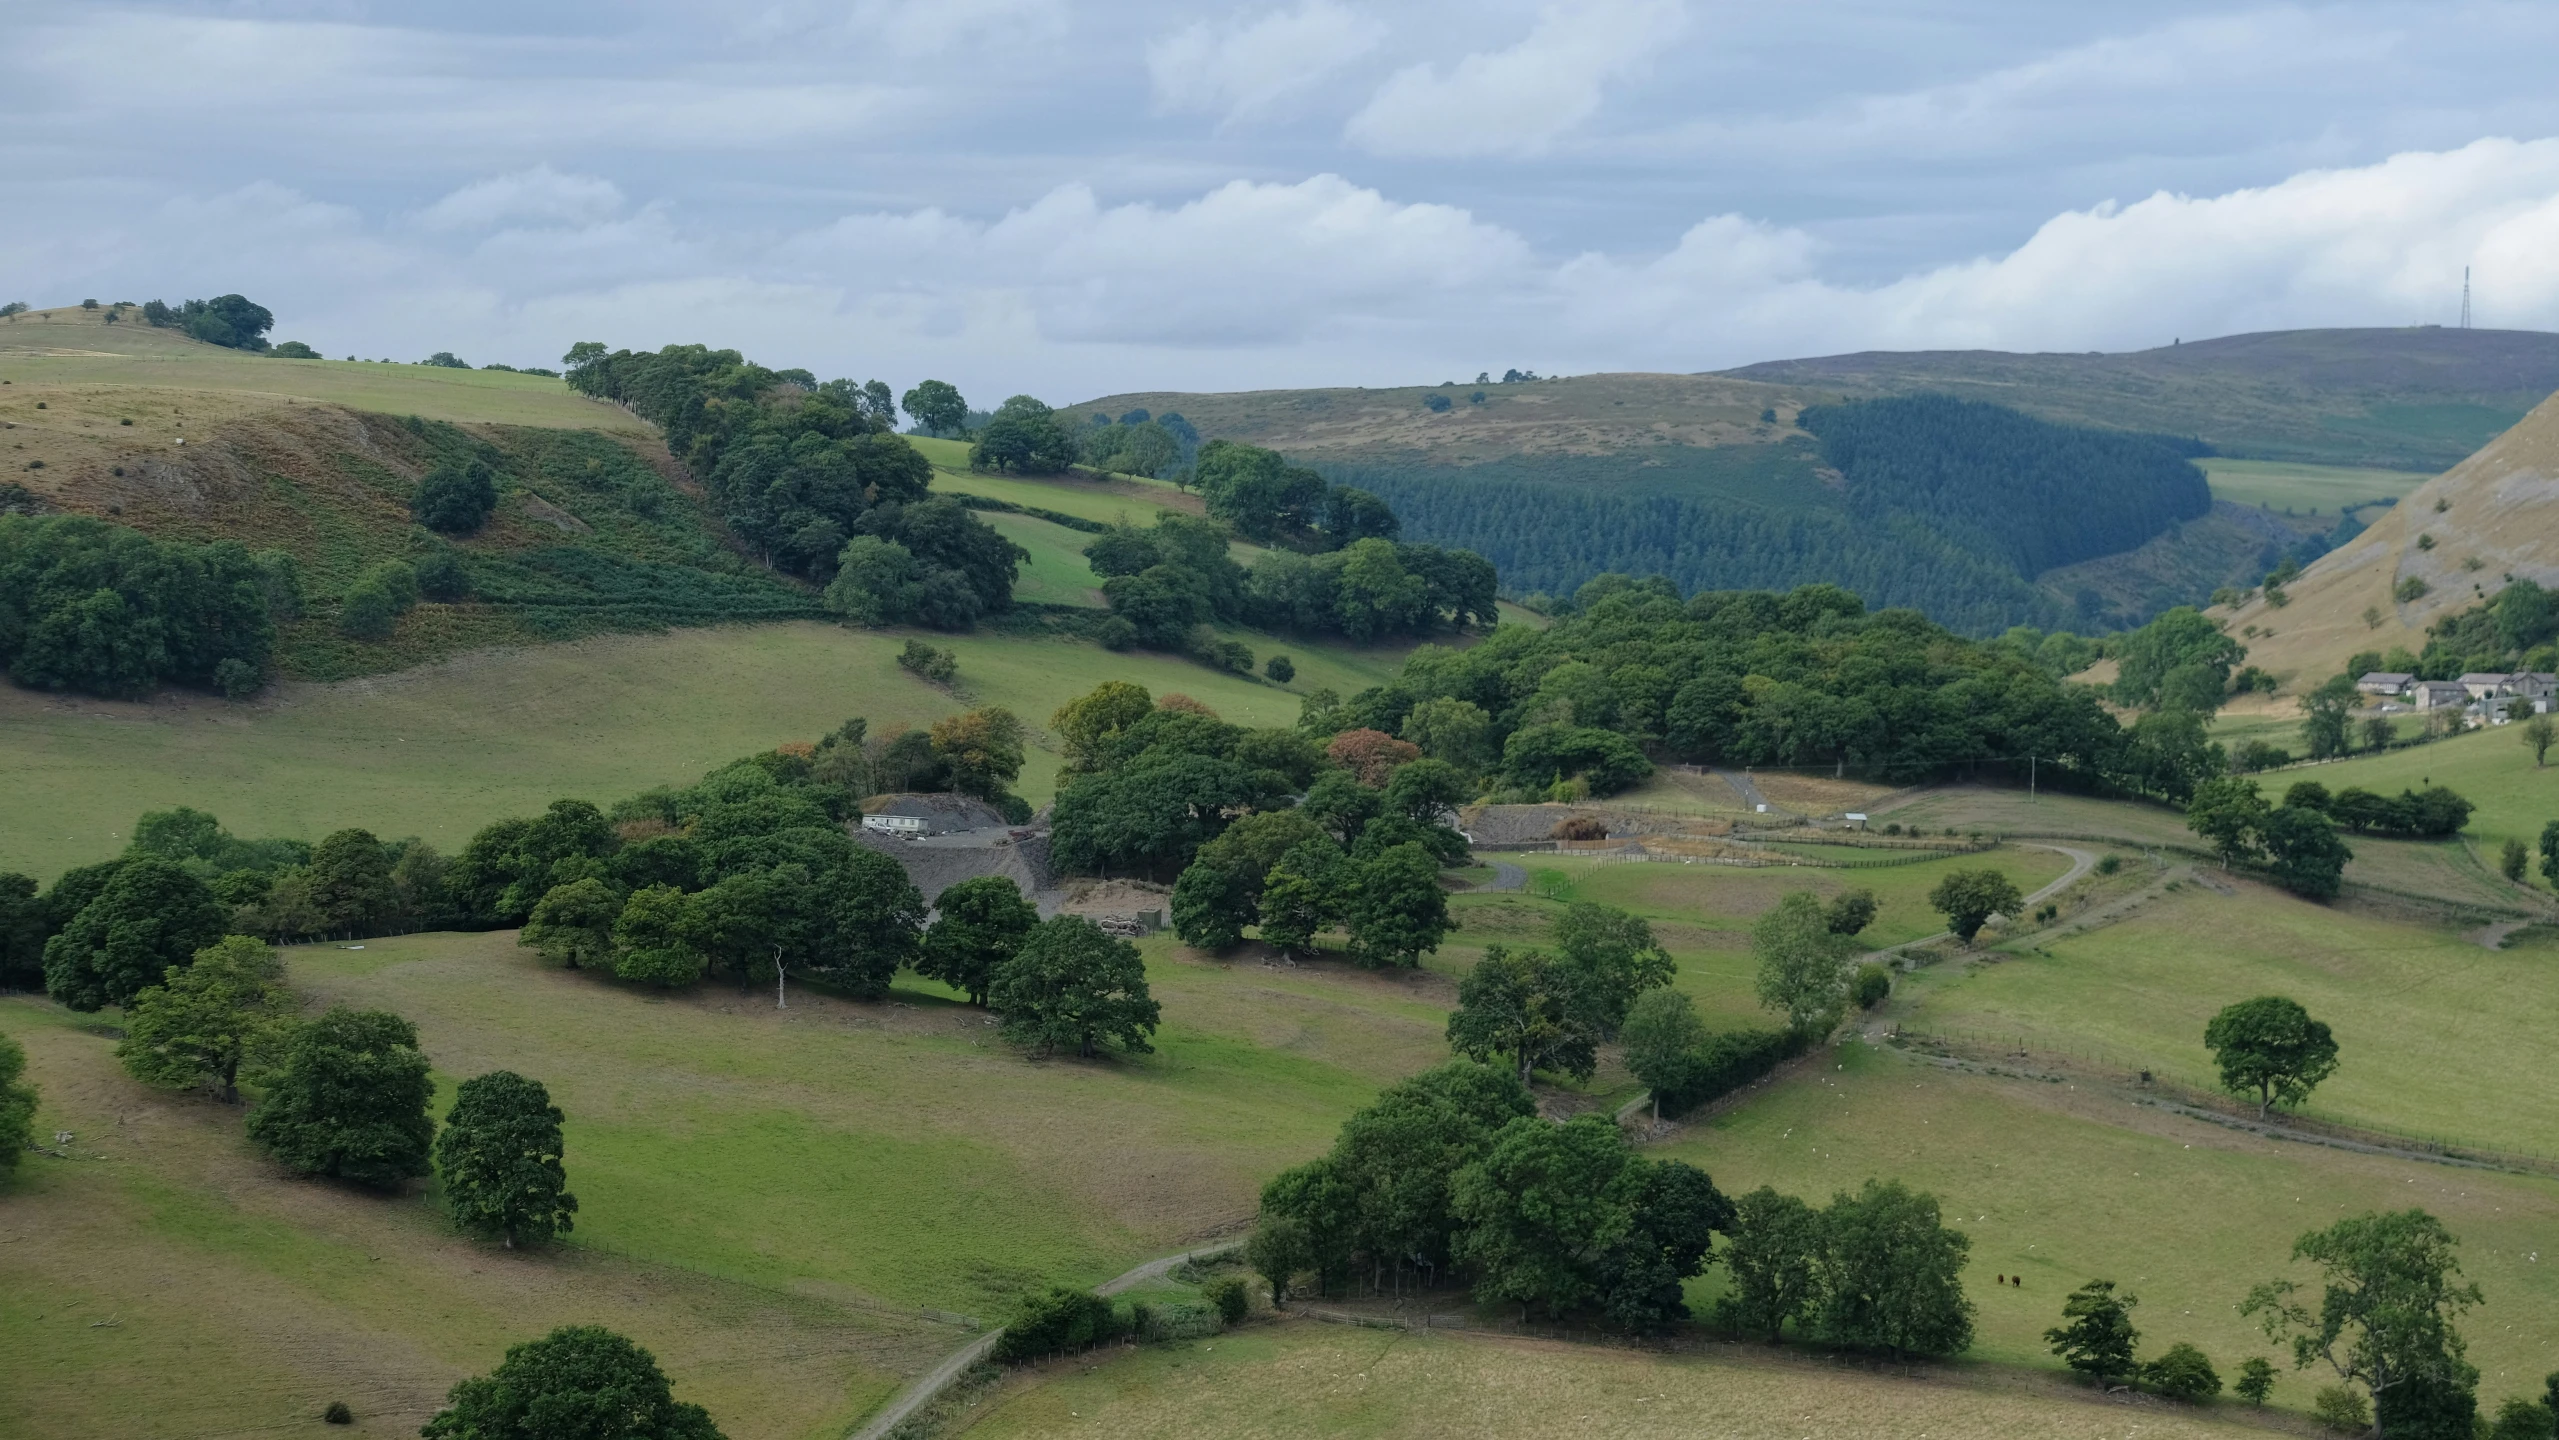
[
  {"xmin": 1434, "ymin": 848, "xmax": 2076, "ymax": 1034},
  {"xmin": 1904, "ymin": 876, "xmax": 2559, "ymax": 1156},
  {"xmin": 1659, "ymin": 1038, "xmax": 2559, "ymax": 1396},
  {"xmin": 1868, "ymin": 778, "xmax": 2523, "ymax": 903},
  {"xmin": 0, "ymin": 992, "xmax": 949, "ymax": 1440},
  {"xmin": 978, "ymin": 510, "xmax": 1107, "ymax": 608},
  {"xmin": 2198, "ymin": 458, "xmax": 2432, "ymax": 513},
  {"xmin": 2277, "ymin": 724, "xmax": 2559, "ymax": 888},
  {"xmin": 0, "ymin": 923, "xmax": 1455, "ymax": 1437},
  {"xmin": 0, "ymin": 620, "xmax": 1415, "ymax": 882},
  {"xmin": 957, "ymin": 1319, "xmax": 2282, "ymax": 1440},
  {"xmin": 0, "ymin": 306, "xmax": 640, "ymax": 431}
]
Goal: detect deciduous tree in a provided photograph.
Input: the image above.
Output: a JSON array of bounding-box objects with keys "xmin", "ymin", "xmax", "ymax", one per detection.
[
  {"xmin": 115, "ymin": 935, "xmax": 291, "ymax": 1101},
  {"xmin": 1718, "ymin": 1186, "xmax": 1823, "ymax": 1343},
  {"xmin": 2244, "ymin": 1209, "xmax": 2482, "ymax": 1433},
  {"xmin": 435, "ymin": 1070, "xmax": 578, "ymax": 1248},
  {"xmin": 2205, "ymin": 995, "xmax": 2339, "ymax": 1118},
  {"xmin": 519, "ymin": 878, "xmax": 623, "ymax": 971},
  {"xmin": 1813, "ymin": 1178, "xmax": 1975, "ymax": 1359},
  {"xmin": 1449, "ymin": 1114, "xmax": 1639, "ymax": 1318},
  {"xmin": 917, "ymin": 875, "xmax": 1037, "ymax": 1005},
  {"xmin": 1925, "ymin": 868, "xmax": 2024, "ymax": 945},
  {"xmin": 1445, "ymin": 944, "xmax": 1600, "ymax": 1085},
  {"xmin": 1619, "ymin": 987, "xmax": 1705, "ymax": 1120},
  {"xmin": 989, "ymin": 917, "xmax": 1160, "ymax": 1059},
  {"xmin": 928, "ymin": 707, "xmax": 1025, "ymax": 800},
  {"xmin": 609, "ymin": 883, "xmax": 705, "ymax": 987},
  {"xmin": 1344, "ymin": 841, "xmax": 1450, "ymax": 968},
  {"xmin": 0, "ymin": 1033, "xmax": 36, "ymax": 1175},
  {"xmin": 1751, "ymin": 891, "xmax": 1853, "ymax": 1033},
  {"xmin": 2046, "ymin": 1279, "xmax": 2141, "ymax": 1385},
  {"xmin": 245, "ymin": 1007, "xmax": 436, "ymax": 1188},
  {"xmin": 42, "ymin": 856, "xmax": 227, "ymax": 1011},
  {"xmin": 423, "ymin": 1325, "xmax": 723, "ymax": 1440}
]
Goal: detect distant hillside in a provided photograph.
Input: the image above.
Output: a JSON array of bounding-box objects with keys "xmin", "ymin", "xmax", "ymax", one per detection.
[
  {"xmin": 1724, "ymin": 327, "xmax": 2559, "ymax": 471},
  {"xmin": 1075, "ymin": 374, "xmax": 2218, "ymax": 631},
  {"xmin": 1, "ymin": 308, "xmax": 822, "ymax": 680},
  {"xmin": 2218, "ymin": 388, "xmax": 2559, "ymax": 688}
]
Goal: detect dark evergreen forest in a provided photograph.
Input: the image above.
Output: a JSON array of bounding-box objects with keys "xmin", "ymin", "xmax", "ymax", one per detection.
[{"xmin": 1324, "ymin": 397, "xmax": 2213, "ymax": 635}]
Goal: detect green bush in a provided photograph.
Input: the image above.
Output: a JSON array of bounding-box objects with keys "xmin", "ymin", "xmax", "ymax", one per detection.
[
  {"xmin": 2095, "ymin": 854, "xmax": 2122, "ymax": 875},
  {"xmin": 1851, "ymin": 962, "xmax": 1891, "ymax": 1009},
  {"xmin": 896, "ymin": 639, "xmax": 957, "ymax": 683},
  {"xmin": 1204, "ymin": 1275, "xmax": 1251, "ymax": 1326},
  {"xmin": 1097, "ymin": 616, "xmax": 1138, "ymax": 651},
  {"xmin": 415, "ymin": 548, "xmax": 473, "ymax": 602},
  {"xmin": 2314, "ymin": 1384, "xmax": 2373, "ymax": 1433},
  {"xmin": 1264, "ymin": 654, "xmax": 1295, "ymax": 684},
  {"xmin": 993, "ymin": 1285, "xmax": 1124, "ymax": 1363},
  {"xmin": 338, "ymin": 560, "xmax": 420, "ymax": 641},
  {"xmin": 2144, "ymin": 1342, "xmax": 2221, "ymax": 1401}
]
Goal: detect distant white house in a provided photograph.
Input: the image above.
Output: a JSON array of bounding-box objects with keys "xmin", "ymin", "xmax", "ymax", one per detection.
[
  {"xmin": 2356, "ymin": 671, "xmax": 2415, "ymax": 698},
  {"xmin": 862, "ymin": 814, "xmax": 926, "ymax": 835}
]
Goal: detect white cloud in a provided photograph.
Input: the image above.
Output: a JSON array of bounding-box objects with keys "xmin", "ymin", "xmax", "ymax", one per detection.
[
  {"xmin": 1345, "ymin": 0, "xmax": 1686, "ymax": 158},
  {"xmin": 1148, "ymin": 2, "xmax": 1387, "ymax": 122},
  {"xmin": 1558, "ymin": 136, "xmax": 2559, "ymax": 359},
  {"xmin": 788, "ymin": 174, "xmax": 1531, "ymax": 346},
  {"xmin": 420, "ymin": 167, "xmax": 625, "ymax": 232}
]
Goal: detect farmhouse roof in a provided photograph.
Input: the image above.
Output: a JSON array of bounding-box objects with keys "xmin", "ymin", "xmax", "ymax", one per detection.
[{"xmin": 2358, "ymin": 672, "xmax": 2414, "ymax": 685}]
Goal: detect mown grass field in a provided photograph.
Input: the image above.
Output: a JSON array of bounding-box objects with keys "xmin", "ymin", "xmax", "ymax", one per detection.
[
  {"xmin": 2198, "ymin": 457, "xmax": 2432, "ymax": 513},
  {"xmin": 0, "ymin": 620, "xmax": 1417, "ymax": 882},
  {"xmin": 1904, "ymin": 876, "xmax": 2559, "ymax": 1155},
  {"xmin": 957, "ymin": 1320, "xmax": 2285, "ymax": 1440}
]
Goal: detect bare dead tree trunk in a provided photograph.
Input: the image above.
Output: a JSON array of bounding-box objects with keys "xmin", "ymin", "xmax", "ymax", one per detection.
[{"xmin": 774, "ymin": 945, "xmax": 788, "ymax": 1008}]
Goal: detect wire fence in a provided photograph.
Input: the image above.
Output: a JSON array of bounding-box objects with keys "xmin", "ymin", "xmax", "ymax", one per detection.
[{"xmin": 1891, "ymin": 1025, "xmax": 2559, "ymax": 1178}]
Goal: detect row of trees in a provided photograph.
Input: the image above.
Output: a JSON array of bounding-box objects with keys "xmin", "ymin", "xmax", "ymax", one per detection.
[
  {"xmin": 0, "ymin": 515, "xmax": 284, "ymax": 700},
  {"xmin": 562, "ymin": 342, "xmax": 1025, "ymax": 605},
  {"xmin": 103, "ymin": 929, "xmax": 580, "ymax": 1246},
  {"xmin": 1339, "ymin": 579, "xmax": 2229, "ymax": 804},
  {"xmin": 140, "ymin": 294, "xmax": 276, "ymax": 351},
  {"xmin": 1244, "ymin": 1060, "xmax": 1978, "ymax": 1352},
  {"xmin": 1083, "ymin": 509, "xmax": 1496, "ymax": 653},
  {"xmin": 1077, "ymin": 408, "xmax": 1198, "ymax": 480},
  {"xmin": 1191, "ymin": 439, "xmax": 1400, "ymax": 551},
  {"xmin": 3, "ymin": 704, "xmax": 1047, "ymax": 1010}
]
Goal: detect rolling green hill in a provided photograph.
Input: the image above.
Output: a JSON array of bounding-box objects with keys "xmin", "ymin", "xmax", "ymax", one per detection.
[
  {"xmin": 1724, "ymin": 326, "xmax": 2559, "ymax": 471},
  {"xmin": 1076, "ymin": 328, "xmax": 2559, "ymax": 629}
]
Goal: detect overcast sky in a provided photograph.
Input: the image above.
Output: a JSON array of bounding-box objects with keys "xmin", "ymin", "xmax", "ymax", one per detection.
[{"xmin": 7, "ymin": 1, "xmax": 2559, "ymax": 401}]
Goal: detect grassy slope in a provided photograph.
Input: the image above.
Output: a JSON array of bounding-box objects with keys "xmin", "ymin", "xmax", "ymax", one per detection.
[
  {"xmin": 2247, "ymin": 722, "xmax": 2559, "ymax": 887},
  {"xmin": 0, "ymin": 305, "xmax": 642, "ymax": 431},
  {"xmin": 0, "ymin": 922, "xmax": 1449, "ymax": 1437},
  {"xmin": 1659, "ymin": 1038, "xmax": 2559, "ymax": 1391},
  {"xmin": 958, "ymin": 1321, "xmax": 2281, "ymax": 1440},
  {"xmin": 1438, "ymin": 850, "xmax": 2074, "ymax": 1038},
  {"xmin": 0, "ymin": 619, "xmax": 1419, "ymax": 882},
  {"xmin": 1902, "ymin": 876, "xmax": 2559, "ymax": 1153},
  {"xmin": 0, "ymin": 992, "xmax": 949, "ymax": 1440},
  {"xmin": 2212, "ymin": 389, "xmax": 2559, "ymax": 691}
]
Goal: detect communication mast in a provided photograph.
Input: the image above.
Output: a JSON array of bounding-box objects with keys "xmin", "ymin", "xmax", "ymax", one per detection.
[{"xmin": 2461, "ymin": 266, "xmax": 2472, "ymax": 329}]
